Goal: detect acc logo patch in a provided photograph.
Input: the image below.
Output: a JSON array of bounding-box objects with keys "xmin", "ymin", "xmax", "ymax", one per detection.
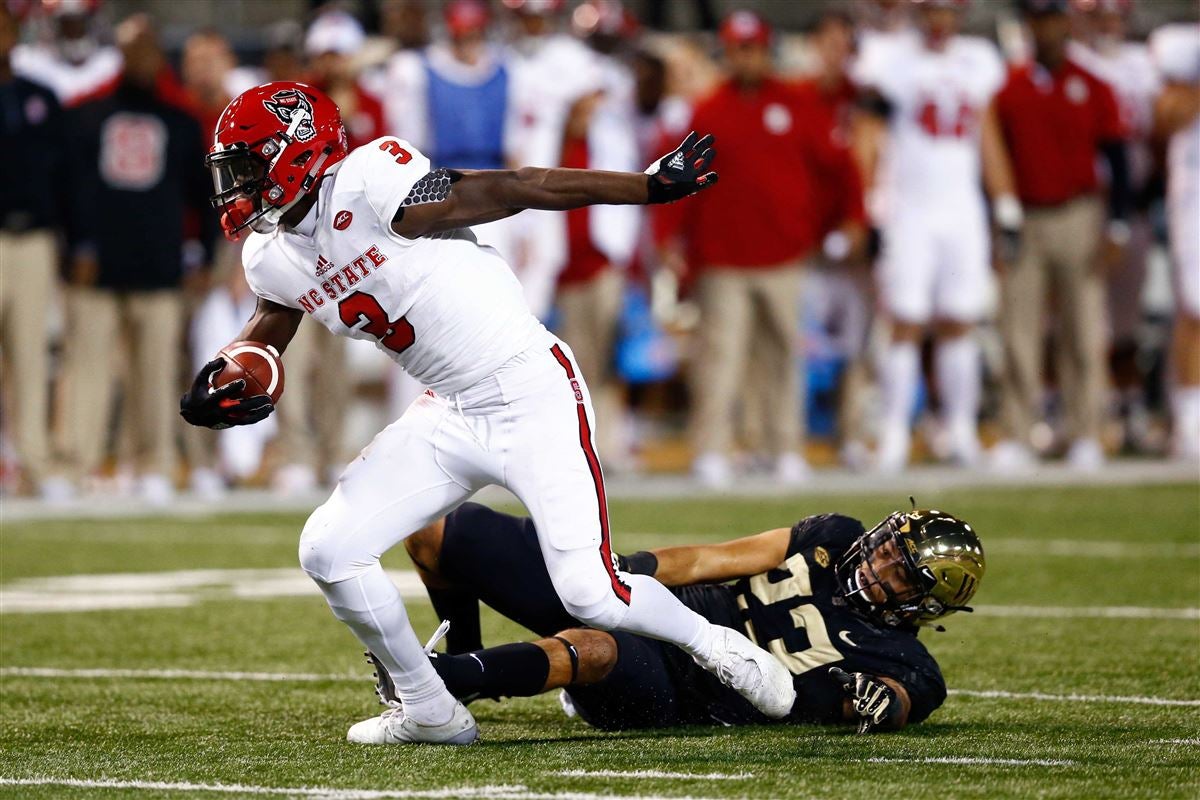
[
  {"xmin": 813, "ymin": 546, "xmax": 830, "ymax": 568},
  {"xmin": 334, "ymin": 210, "xmax": 353, "ymax": 230}
]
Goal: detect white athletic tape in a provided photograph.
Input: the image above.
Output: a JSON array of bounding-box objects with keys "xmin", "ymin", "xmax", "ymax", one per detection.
[
  {"xmin": 4, "ymin": 667, "xmax": 1199, "ymax": 708},
  {"xmin": 223, "ymin": 343, "xmax": 281, "ymax": 396}
]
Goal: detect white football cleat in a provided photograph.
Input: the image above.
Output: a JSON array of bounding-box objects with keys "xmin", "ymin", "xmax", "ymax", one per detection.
[
  {"xmin": 346, "ymin": 702, "xmax": 479, "ymax": 745},
  {"xmin": 694, "ymin": 627, "xmax": 795, "ymax": 719}
]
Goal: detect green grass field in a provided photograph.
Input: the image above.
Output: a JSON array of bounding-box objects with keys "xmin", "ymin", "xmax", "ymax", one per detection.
[{"xmin": 2, "ymin": 483, "xmax": 1198, "ymax": 799}]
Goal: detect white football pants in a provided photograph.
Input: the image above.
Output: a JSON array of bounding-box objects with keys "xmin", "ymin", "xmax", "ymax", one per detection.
[{"xmin": 299, "ymin": 333, "xmax": 719, "ymax": 717}]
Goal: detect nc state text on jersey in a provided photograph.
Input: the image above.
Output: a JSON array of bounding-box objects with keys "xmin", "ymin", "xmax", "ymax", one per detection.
[{"xmin": 297, "ymin": 245, "xmax": 388, "ymax": 313}]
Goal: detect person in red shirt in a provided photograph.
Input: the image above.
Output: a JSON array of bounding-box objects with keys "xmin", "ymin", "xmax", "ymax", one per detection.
[
  {"xmin": 659, "ymin": 10, "xmax": 865, "ymax": 487},
  {"xmin": 991, "ymin": 0, "xmax": 1131, "ymax": 472}
]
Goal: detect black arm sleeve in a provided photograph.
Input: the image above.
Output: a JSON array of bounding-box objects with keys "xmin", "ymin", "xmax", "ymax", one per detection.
[
  {"xmin": 891, "ymin": 656, "xmax": 947, "ymax": 725},
  {"xmin": 1099, "ymin": 139, "xmax": 1131, "ymax": 222}
]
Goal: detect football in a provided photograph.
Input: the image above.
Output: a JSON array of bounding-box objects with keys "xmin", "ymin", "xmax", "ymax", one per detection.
[{"xmin": 214, "ymin": 340, "xmax": 285, "ymax": 404}]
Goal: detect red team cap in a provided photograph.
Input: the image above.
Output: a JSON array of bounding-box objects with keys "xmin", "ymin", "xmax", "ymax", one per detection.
[
  {"xmin": 718, "ymin": 10, "xmax": 772, "ymax": 47},
  {"xmin": 445, "ymin": 0, "xmax": 489, "ymax": 38}
]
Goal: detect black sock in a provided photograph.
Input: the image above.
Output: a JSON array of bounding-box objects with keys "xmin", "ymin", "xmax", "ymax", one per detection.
[
  {"xmin": 431, "ymin": 643, "xmax": 550, "ymax": 700},
  {"xmin": 426, "ymin": 587, "xmax": 482, "ymax": 654}
]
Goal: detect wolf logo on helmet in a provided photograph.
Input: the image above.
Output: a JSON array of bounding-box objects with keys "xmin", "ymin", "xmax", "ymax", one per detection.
[{"xmin": 262, "ymin": 89, "xmax": 316, "ymax": 142}]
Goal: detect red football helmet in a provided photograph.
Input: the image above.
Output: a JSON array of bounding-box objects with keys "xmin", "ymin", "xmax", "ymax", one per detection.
[{"xmin": 206, "ymin": 81, "xmax": 349, "ymax": 241}]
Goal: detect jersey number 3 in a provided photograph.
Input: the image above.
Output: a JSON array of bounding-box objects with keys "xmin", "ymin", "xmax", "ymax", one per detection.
[{"xmin": 338, "ymin": 291, "xmax": 415, "ymax": 355}]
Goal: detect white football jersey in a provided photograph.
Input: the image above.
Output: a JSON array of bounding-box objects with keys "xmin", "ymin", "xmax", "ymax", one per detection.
[
  {"xmin": 1150, "ymin": 23, "xmax": 1200, "ymax": 306},
  {"xmin": 242, "ymin": 137, "xmax": 545, "ymax": 396},
  {"xmin": 12, "ymin": 43, "xmax": 122, "ymax": 106},
  {"xmin": 856, "ymin": 34, "xmax": 1005, "ymax": 209}
]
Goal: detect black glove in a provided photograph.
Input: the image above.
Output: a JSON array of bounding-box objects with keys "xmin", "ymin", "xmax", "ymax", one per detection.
[
  {"xmin": 645, "ymin": 131, "xmax": 718, "ymax": 205},
  {"xmin": 179, "ymin": 357, "xmax": 274, "ymax": 430},
  {"xmin": 829, "ymin": 666, "xmax": 902, "ymax": 734}
]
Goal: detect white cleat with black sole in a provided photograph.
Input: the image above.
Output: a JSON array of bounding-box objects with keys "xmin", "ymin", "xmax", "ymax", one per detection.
[
  {"xmin": 346, "ymin": 701, "xmax": 479, "ymax": 745},
  {"xmin": 694, "ymin": 626, "xmax": 796, "ymax": 719}
]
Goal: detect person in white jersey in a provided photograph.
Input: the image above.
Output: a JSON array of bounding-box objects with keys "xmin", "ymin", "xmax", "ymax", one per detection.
[
  {"xmin": 854, "ymin": 0, "xmax": 1019, "ymax": 471},
  {"xmin": 178, "ymin": 82, "xmax": 795, "ymax": 745},
  {"xmin": 1150, "ymin": 23, "xmax": 1200, "ymax": 460}
]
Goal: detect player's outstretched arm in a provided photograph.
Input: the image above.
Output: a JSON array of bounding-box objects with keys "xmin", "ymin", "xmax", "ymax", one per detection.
[
  {"xmin": 392, "ymin": 132, "xmax": 717, "ymax": 238},
  {"xmin": 620, "ymin": 528, "xmax": 791, "ymax": 587}
]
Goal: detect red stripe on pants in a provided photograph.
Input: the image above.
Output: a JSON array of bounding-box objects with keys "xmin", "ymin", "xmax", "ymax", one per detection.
[{"xmin": 550, "ymin": 344, "xmax": 631, "ymax": 605}]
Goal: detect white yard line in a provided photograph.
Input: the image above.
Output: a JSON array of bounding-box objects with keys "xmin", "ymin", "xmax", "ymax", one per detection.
[
  {"xmin": 4, "ymin": 567, "xmax": 1198, "ymax": 620},
  {"xmin": 948, "ymin": 688, "xmax": 1200, "ymax": 707},
  {"xmin": 0, "ymin": 666, "xmax": 357, "ymax": 682},
  {"xmin": 1152, "ymin": 738, "xmax": 1200, "ymax": 745},
  {"xmin": 552, "ymin": 770, "xmax": 751, "ymax": 781},
  {"xmin": 0, "ymin": 777, "xmax": 729, "ymax": 800},
  {"xmin": 868, "ymin": 757, "xmax": 1075, "ymax": 767},
  {"xmin": 971, "ymin": 605, "xmax": 1200, "ymax": 620},
  {"xmin": 5, "ymin": 667, "xmax": 1200, "ymax": 710}
]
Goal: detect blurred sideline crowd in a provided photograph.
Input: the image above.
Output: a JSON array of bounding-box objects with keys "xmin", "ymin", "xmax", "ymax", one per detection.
[{"xmin": 0, "ymin": 0, "xmax": 1197, "ymax": 505}]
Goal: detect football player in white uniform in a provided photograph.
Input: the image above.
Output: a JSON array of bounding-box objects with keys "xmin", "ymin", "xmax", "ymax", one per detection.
[
  {"xmin": 854, "ymin": 0, "xmax": 1019, "ymax": 471},
  {"xmin": 1150, "ymin": 23, "xmax": 1200, "ymax": 460},
  {"xmin": 179, "ymin": 82, "xmax": 796, "ymax": 745}
]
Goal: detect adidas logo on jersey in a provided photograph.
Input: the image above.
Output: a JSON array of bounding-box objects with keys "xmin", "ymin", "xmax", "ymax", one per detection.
[{"xmin": 298, "ymin": 245, "xmax": 389, "ymax": 314}]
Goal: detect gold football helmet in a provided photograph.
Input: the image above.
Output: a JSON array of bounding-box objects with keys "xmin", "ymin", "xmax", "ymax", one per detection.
[{"xmin": 836, "ymin": 507, "xmax": 986, "ymax": 628}]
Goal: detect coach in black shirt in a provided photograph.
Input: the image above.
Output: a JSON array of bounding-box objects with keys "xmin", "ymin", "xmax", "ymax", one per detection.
[
  {"xmin": 0, "ymin": 5, "xmax": 64, "ymax": 497},
  {"xmin": 58, "ymin": 14, "xmax": 214, "ymax": 504}
]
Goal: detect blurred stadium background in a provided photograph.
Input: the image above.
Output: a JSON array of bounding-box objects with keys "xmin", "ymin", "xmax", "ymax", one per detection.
[{"xmin": 1, "ymin": 0, "xmax": 1198, "ymax": 505}]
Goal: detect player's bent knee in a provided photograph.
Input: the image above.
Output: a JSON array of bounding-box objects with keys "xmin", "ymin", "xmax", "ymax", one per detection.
[
  {"xmin": 550, "ymin": 550, "xmax": 632, "ymax": 631},
  {"xmin": 557, "ymin": 629, "xmax": 619, "ymax": 682},
  {"xmin": 298, "ymin": 495, "xmax": 375, "ymax": 584},
  {"xmin": 559, "ymin": 587, "xmax": 630, "ymax": 632}
]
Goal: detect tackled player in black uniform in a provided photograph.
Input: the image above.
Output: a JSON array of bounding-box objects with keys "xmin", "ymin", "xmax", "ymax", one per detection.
[{"xmin": 371, "ymin": 503, "xmax": 985, "ymax": 734}]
